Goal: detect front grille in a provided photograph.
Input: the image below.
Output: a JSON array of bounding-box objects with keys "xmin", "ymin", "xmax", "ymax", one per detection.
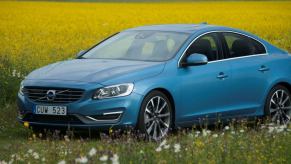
[
  {"xmin": 23, "ymin": 87, "xmax": 84, "ymax": 104},
  {"xmin": 23, "ymin": 113, "xmax": 83, "ymax": 124}
]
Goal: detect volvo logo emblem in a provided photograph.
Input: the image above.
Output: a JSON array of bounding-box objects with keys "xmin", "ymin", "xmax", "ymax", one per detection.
[{"xmin": 46, "ymin": 90, "xmax": 56, "ymax": 101}]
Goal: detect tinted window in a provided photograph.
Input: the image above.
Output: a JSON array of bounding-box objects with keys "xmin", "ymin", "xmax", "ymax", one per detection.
[
  {"xmin": 223, "ymin": 32, "xmax": 266, "ymax": 58},
  {"xmin": 82, "ymin": 31, "xmax": 190, "ymax": 62},
  {"xmin": 185, "ymin": 33, "xmax": 220, "ymax": 61}
]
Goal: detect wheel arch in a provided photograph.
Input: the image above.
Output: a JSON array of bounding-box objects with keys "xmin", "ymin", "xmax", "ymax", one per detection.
[
  {"xmin": 147, "ymin": 88, "xmax": 176, "ymax": 127},
  {"xmin": 270, "ymin": 81, "xmax": 291, "ymax": 94},
  {"xmin": 263, "ymin": 81, "xmax": 291, "ymax": 115}
]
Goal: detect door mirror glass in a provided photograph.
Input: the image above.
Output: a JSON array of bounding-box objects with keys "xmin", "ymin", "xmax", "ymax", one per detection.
[
  {"xmin": 181, "ymin": 53, "xmax": 208, "ymax": 67},
  {"xmin": 76, "ymin": 50, "xmax": 86, "ymax": 58}
]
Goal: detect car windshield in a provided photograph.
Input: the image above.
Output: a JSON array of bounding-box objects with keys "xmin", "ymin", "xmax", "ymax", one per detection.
[{"xmin": 82, "ymin": 31, "xmax": 190, "ymax": 61}]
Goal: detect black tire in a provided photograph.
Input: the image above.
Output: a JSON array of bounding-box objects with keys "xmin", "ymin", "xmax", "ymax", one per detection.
[
  {"xmin": 137, "ymin": 91, "xmax": 173, "ymax": 141},
  {"xmin": 264, "ymin": 85, "xmax": 291, "ymax": 124}
]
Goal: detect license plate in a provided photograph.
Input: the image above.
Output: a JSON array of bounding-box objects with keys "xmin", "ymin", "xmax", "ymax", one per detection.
[{"xmin": 35, "ymin": 105, "xmax": 67, "ymax": 115}]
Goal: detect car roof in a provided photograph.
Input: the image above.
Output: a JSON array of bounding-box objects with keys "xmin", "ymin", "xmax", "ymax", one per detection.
[
  {"xmin": 124, "ymin": 24, "xmax": 288, "ymax": 54},
  {"xmin": 125, "ymin": 24, "xmax": 236, "ymax": 34}
]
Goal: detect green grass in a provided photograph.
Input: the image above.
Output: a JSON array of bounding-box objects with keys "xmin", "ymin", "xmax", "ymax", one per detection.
[{"xmin": 1, "ymin": 103, "xmax": 291, "ymax": 163}]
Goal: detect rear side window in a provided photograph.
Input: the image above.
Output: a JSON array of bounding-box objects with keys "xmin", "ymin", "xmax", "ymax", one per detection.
[{"xmin": 223, "ymin": 32, "xmax": 266, "ymax": 58}]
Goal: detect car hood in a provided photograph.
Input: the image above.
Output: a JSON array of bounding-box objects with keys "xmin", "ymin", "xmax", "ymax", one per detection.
[{"xmin": 26, "ymin": 59, "xmax": 165, "ymax": 84}]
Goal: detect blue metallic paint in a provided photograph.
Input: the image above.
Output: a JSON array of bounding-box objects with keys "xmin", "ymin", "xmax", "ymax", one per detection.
[{"xmin": 17, "ymin": 24, "xmax": 291, "ymax": 130}]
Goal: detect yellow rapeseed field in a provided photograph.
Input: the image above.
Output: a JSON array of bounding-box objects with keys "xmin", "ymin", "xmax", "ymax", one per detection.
[
  {"xmin": 0, "ymin": 1, "xmax": 291, "ymax": 102},
  {"xmin": 0, "ymin": 1, "xmax": 291, "ymax": 71}
]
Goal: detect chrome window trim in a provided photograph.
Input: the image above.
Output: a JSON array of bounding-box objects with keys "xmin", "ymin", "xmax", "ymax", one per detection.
[
  {"xmin": 177, "ymin": 30, "xmax": 268, "ymax": 67},
  {"xmin": 208, "ymin": 53, "xmax": 267, "ymax": 64}
]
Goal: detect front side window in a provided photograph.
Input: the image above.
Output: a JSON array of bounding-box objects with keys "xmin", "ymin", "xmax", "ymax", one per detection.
[
  {"xmin": 185, "ymin": 33, "xmax": 220, "ymax": 61},
  {"xmin": 223, "ymin": 32, "xmax": 266, "ymax": 58},
  {"xmin": 82, "ymin": 31, "xmax": 190, "ymax": 62}
]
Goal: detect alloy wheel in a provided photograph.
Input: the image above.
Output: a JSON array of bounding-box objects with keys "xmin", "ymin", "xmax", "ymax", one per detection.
[
  {"xmin": 144, "ymin": 96, "xmax": 171, "ymax": 141},
  {"xmin": 269, "ymin": 89, "xmax": 291, "ymax": 125}
]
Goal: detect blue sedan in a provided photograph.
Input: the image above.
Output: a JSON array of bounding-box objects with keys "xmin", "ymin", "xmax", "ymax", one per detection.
[{"xmin": 17, "ymin": 24, "xmax": 291, "ymax": 140}]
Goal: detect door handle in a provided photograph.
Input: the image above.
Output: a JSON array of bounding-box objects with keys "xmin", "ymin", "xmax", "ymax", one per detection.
[
  {"xmin": 258, "ymin": 65, "xmax": 270, "ymax": 72},
  {"xmin": 217, "ymin": 72, "xmax": 228, "ymax": 80}
]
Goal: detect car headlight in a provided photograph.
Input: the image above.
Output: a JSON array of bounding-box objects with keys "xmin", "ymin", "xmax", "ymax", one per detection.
[
  {"xmin": 93, "ymin": 83, "xmax": 134, "ymax": 99},
  {"xmin": 19, "ymin": 81, "xmax": 24, "ymax": 96}
]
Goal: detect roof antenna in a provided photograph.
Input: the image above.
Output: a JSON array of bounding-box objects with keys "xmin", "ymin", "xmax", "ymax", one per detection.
[{"xmin": 200, "ymin": 22, "xmax": 208, "ymax": 25}]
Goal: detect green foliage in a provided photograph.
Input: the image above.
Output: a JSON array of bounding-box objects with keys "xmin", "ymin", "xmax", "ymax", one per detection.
[{"xmin": 0, "ymin": 104, "xmax": 291, "ymax": 163}]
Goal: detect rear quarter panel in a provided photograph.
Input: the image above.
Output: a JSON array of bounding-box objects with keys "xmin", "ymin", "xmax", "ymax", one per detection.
[{"xmin": 263, "ymin": 53, "xmax": 291, "ymax": 101}]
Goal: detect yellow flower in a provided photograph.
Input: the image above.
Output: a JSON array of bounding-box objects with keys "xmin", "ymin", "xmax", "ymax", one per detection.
[
  {"xmin": 109, "ymin": 128, "xmax": 113, "ymax": 134},
  {"xmin": 194, "ymin": 140, "xmax": 204, "ymax": 149},
  {"xmin": 23, "ymin": 121, "xmax": 29, "ymax": 128}
]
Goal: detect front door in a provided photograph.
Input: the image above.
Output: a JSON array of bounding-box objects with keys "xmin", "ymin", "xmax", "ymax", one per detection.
[{"xmin": 177, "ymin": 32, "xmax": 233, "ymax": 125}]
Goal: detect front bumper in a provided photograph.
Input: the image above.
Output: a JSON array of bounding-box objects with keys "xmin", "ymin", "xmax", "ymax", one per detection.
[{"xmin": 17, "ymin": 80, "xmax": 144, "ymax": 130}]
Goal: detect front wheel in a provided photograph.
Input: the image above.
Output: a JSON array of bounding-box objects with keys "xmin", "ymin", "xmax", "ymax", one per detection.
[
  {"xmin": 138, "ymin": 91, "xmax": 173, "ymax": 141},
  {"xmin": 265, "ymin": 85, "xmax": 291, "ymax": 125}
]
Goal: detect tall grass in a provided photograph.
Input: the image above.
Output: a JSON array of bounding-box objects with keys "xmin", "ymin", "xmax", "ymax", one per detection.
[{"xmin": 0, "ymin": 104, "xmax": 291, "ymax": 163}]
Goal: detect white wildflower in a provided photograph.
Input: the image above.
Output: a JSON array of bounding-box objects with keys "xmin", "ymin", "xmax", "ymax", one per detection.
[
  {"xmin": 174, "ymin": 143, "xmax": 181, "ymax": 153},
  {"xmin": 279, "ymin": 125, "xmax": 287, "ymax": 129},
  {"xmin": 160, "ymin": 140, "xmax": 167, "ymax": 147},
  {"xmin": 224, "ymin": 126, "xmax": 230, "ymax": 130},
  {"xmin": 75, "ymin": 156, "xmax": 88, "ymax": 164},
  {"xmin": 202, "ymin": 129, "xmax": 211, "ymax": 137},
  {"xmin": 239, "ymin": 129, "xmax": 245, "ymax": 133},
  {"xmin": 88, "ymin": 148, "xmax": 97, "ymax": 157},
  {"xmin": 276, "ymin": 128, "xmax": 284, "ymax": 133},
  {"xmin": 0, "ymin": 160, "xmax": 7, "ymax": 164},
  {"xmin": 99, "ymin": 155, "xmax": 108, "ymax": 162},
  {"xmin": 164, "ymin": 144, "xmax": 170, "ymax": 149},
  {"xmin": 32, "ymin": 152, "xmax": 39, "ymax": 159},
  {"xmin": 41, "ymin": 157, "xmax": 46, "ymax": 162},
  {"xmin": 17, "ymin": 72, "xmax": 21, "ymax": 78},
  {"xmin": 188, "ymin": 133, "xmax": 194, "ymax": 138},
  {"xmin": 110, "ymin": 154, "xmax": 119, "ymax": 164},
  {"xmin": 231, "ymin": 131, "xmax": 235, "ymax": 135},
  {"xmin": 12, "ymin": 70, "xmax": 16, "ymax": 77},
  {"xmin": 212, "ymin": 134, "xmax": 218, "ymax": 138},
  {"xmin": 58, "ymin": 160, "xmax": 66, "ymax": 164},
  {"xmin": 155, "ymin": 146, "xmax": 162, "ymax": 152},
  {"xmin": 268, "ymin": 127, "xmax": 275, "ymax": 133},
  {"xmin": 28, "ymin": 149, "xmax": 33, "ymax": 154},
  {"xmin": 195, "ymin": 131, "xmax": 200, "ymax": 137},
  {"xmin": 64, "ymin": 135, "xmax": 70, "ymax": 142}
]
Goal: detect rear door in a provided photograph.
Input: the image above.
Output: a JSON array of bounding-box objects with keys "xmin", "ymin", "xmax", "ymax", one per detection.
[{"xmin": 221, "ymin": 32, "xmax": 270, "ymax": 117}]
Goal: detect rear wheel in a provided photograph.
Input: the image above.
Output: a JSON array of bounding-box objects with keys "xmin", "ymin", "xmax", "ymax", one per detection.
[
  {"xmin": 138, "ymin": 91, "xmax": 173, "ymax": 141},
  {"xmin": 265, "ymin": 85, "xmax": 291, "ymax": 125}
]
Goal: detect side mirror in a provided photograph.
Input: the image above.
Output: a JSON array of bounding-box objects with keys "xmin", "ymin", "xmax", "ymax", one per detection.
[
  {"xmin": 180, "ymin": 53, "xmax": 208, "ymax": 67},
  {"xmin": 76, "ymin": 50, "xmax": 86, "ymax": 58}
]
